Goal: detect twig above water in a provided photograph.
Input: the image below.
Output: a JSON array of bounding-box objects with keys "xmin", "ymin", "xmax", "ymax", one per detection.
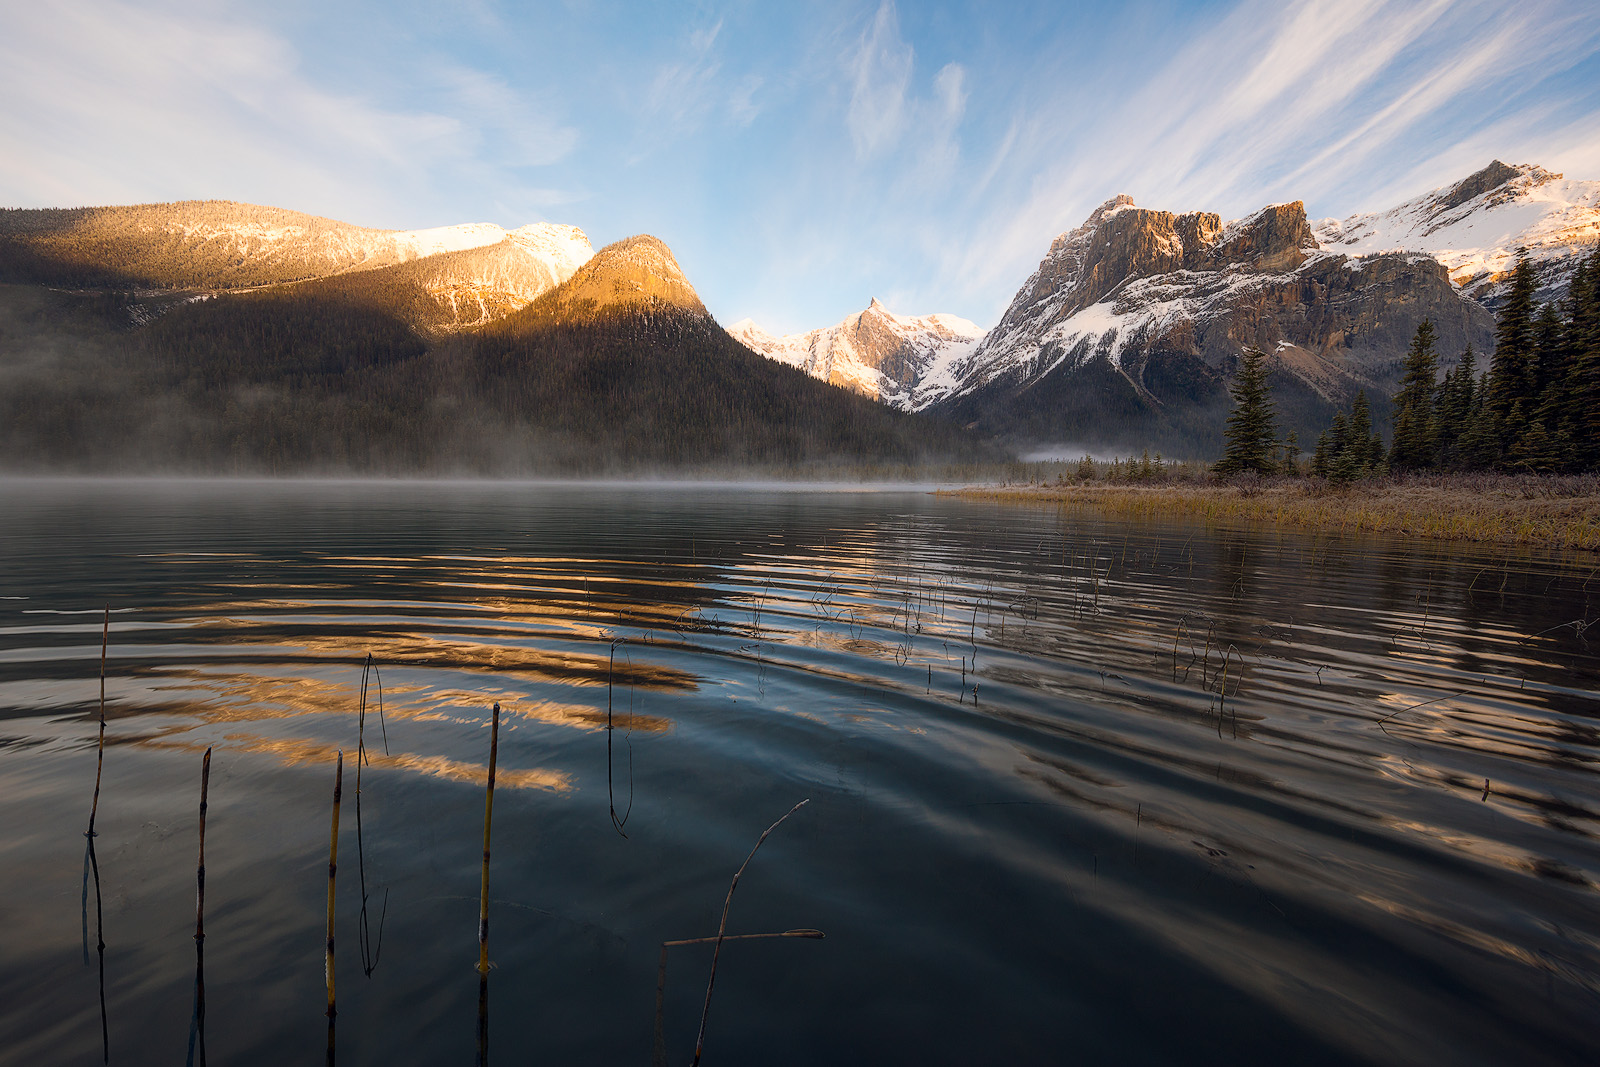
[{"xmin": 690, "ymin": 800, "xmax": 810, "ymax": 1067}]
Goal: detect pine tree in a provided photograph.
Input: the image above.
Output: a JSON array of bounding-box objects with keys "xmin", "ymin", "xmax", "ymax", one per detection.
[
  {"xmin": 1457, "ymin": 373, "xmax": 1500, "ymax": 470},
  {"xmin": 1214, "ymin": 346, "xmax": 1277, "ymax": 475},
  {"xmin": 1559, "ymin": 246, "xmax": 1600, "ymax": 469},
  {"xmin": 1389, "ymin": 319, "xmax": 1439, "ymax": 470},
  {"xmin": 1433, "ymin": 346, "xmax": 1475, "ymax": 466},
  {"xmin": 1487, "ymin": 252, "xmax": 1538, "ymax": 439},
  {"xmin": 1310, "ymin": 425, "xmax": 1333, "ymax": 478},
  {"xmin": 1350, "ymin": 390, "xmax": 1378, "ymax": 470},
  {"xmin": 1282, "ymin": 430, "xmax": 1301, "ymax": 475},
  {"xmin": 1531, "ymin": 302, "xmax": 1566, "ymax": 399}
]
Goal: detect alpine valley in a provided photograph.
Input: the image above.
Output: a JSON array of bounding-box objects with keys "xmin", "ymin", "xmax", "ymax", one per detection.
[{"xmin": 1, "ymin": 159, "xmax": 1595, "ymax": 472}]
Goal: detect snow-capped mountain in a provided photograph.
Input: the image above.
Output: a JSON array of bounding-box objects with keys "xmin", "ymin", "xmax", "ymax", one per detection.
[
  {"xmin": 0, "ymin": 200, "xmax": 594, "ymax": 332},
  {"xmin": 918, "ymin": 191, "xmax": 1493, "ymax": 453},
  {"xmin": 404, "ymin": 225, "xmax": 592, "ymax": 331},
  {"xmin": 1314, "ymin": 161, "xmax": 1598, "ymax": 307},
  {"xmin": 296, "ymin": 222, "xmax": 593, "ymax": 332},
  {"xmin": 727, "ymin": 299, "xmax": 984, "ymax": 407},
  {"xmin": 0, "ymin": 200, "xmax": 592, "ymax": 297}
]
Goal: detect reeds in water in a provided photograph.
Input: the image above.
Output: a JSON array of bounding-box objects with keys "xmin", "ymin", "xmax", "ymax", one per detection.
[
  {"xmin": 608, "ymin": 639, "xmax": 633, "ymax": 837},
  {"xmin": 476, "ymin": 703, "xmax": 500, "ymax": 1067},
  {"xmin": 652, "ymin": 930, "xmax": 824, "ymax": 1067},
  {"xmin": 185, "ymin": 747, "xmax": 212, "ymax": 1067},
  {"xmin": 326, "ymin": 751, "xmax": 343, "ymax": 1064},
  {"xmin": 86, "ymin": 606, "xmax": 109, "ymax": 838},
  {"xmin": 355, "ymin": 655, "xmax": 387, "ymax": 977},
  {"xmin": 689, "ymin": 799, "xmax": 810, "ymax": 1067},
  {"xmin": 80, "ymin": 605, "xmax": 111, "ymax": 1061}
]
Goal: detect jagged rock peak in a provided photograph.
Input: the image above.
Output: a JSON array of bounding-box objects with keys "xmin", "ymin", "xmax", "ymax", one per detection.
[
  {"xmin": 1215, "ymin": 201, "xmax": 1318, "ymax": 271},
  {"xmin": 544, "ymin": 234, "xmax": 706, "ymax": 317}
]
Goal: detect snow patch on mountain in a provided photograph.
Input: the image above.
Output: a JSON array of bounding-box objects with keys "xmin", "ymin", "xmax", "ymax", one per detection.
[
  {"xmin": 727, "ymin": 299, "xmax": 984, "ymax": 408},
  {"xmin": 1314, "ymin": 162, "xmax": 1600, "ymax": 304},
  {"xmin": 392, "ymin": 222, "xmax": 508, "ymax": 260}
]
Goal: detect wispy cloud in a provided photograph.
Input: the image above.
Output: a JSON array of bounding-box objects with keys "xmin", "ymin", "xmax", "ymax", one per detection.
[
  {"xmin": 2, "ymin": 0, "xmax": 1597, "ymax": 336},
  {"xmin": 846, "ymin": 1, "xmax": 915, "ymax": 157},
  {"xmin": 0, "ymin": 0, "xmax": 578, "ymax": 226},
  {"xmin": 947, "ymin": 0, "xmax": 1600, "ymax": 317}
]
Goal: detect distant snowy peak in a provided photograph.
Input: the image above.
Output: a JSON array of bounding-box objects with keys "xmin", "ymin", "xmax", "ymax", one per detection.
[
  {"xmin": 1314, "ymin": 160, "xmax": 1600, "ymax": 305},
  {"xmin": 727, "ymin": 298, "xmax": 984, "ymax": 408}
]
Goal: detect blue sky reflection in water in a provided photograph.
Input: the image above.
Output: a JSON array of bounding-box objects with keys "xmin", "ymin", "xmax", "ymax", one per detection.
[{"xmin": 0, "ymin": 480, "xmax": 1598, "ymax": 1065}]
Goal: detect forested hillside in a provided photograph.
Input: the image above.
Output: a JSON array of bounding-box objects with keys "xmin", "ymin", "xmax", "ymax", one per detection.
[{"xmin": 0, "ymin": 279, "xmax": 994, "ymax": 474}]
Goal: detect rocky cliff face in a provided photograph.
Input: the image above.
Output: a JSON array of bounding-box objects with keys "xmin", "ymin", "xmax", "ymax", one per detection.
[
  {"xmin": 919, "ymin": 194, "xmax": 1495, "ymax": 455},
  {"xmin": 727, "ymin": 299, "xmax": 982, "ymax": 406}
]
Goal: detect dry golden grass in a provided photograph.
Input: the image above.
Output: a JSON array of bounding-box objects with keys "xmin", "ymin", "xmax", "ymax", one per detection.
[{"xmin": 943, "ymin": 476, "xmax": 1600, "ymax": 552}]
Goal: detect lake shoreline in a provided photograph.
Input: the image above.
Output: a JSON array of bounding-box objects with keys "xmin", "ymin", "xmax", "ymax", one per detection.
[{"xmin": 942, "ymin": 476, "xmax": 1600, "ymax": 552}]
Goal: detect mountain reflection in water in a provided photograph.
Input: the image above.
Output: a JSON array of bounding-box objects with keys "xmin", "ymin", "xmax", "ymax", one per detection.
[{"xmin": 0, "ymin": 479, "xmax": 1597, "ymax": 1066}]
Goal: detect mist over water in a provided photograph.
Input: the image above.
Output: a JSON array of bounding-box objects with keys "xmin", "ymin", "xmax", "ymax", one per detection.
[{"xmin": 1, "ymin": 479, "xmax": 1597, "ymax": 1065}]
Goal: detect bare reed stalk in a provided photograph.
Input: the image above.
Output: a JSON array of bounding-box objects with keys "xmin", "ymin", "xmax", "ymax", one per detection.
[
  {"xmin": 195, "ymin": 748, "xmax": 211, "ymax": 944},
  {"xmin": 690, "ymin": 799, "xmax": 810, "ymax": 1067},
  {"xmin": 185, "ymin": 747, "xmax": 212, "ymax": 1067},
  {"xmin": 86, "ymin": 832, "xmax": 108, "ymax": 1063},
  {"xmin": 478, "ymin": 704, "xmax": 500, "ymax": 978},
  {"xmin": 87, "ymin": 606, "xmax": 109, "ymax": 837},
  {"xmin": 655, "ymin": 931, "xmax": 824, "ymax": 1067},
  {"xmin": 326, "ymin": 751, "xmax": 343, "ymax": 1031}
]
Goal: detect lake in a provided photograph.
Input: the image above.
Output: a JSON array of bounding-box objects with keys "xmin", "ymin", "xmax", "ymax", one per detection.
[{"xmin": 1, "ymin": 479, "xmax": 1597, "ymax": 1066}]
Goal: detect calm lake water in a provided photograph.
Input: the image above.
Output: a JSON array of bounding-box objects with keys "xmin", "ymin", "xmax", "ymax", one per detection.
[{"xmin": 1, "ymin": 479, "xmax": 1598, "ymax": 1066}]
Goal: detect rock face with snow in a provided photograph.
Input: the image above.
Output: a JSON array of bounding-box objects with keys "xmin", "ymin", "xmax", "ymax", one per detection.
[
  {"xmin": 0, "ymin": 200, "xmax": 595, "ymax": 333},
  {"xmin": 294, "ymin": 223, "xmax": 594, "ymax": 333},
  {"xmin": 727, "ymin": 299, "xmax": 983, "ymax": 406},
  {"xmin": 0, "ymin": 200, "xmax": 520, "ymax": 287},
  {"xmin": 919, "ymin": 194, "xmax": 1494, "ymax": 455},
  {"xmin": 1314, "ymin": 161, "xmax": 1600, "ymax": 308}
]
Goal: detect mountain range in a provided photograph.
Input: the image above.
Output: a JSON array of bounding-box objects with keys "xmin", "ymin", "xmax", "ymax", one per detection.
[
  {"xmin": 0, "ymin": 208, "xmax": 990, "ymax": 473},
  {"xmin": 731, "ymin": 160, "xmax": 1597, "ymax": 455},
  {"xmin": 1, "ymin": 159, "xmax": 1594, "ymax": 470}
]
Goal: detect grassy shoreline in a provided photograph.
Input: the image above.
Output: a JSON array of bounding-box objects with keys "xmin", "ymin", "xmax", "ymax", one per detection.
[{"xmin": 942, "ymin": 475, "xmax": 1600, "ymax": 552}]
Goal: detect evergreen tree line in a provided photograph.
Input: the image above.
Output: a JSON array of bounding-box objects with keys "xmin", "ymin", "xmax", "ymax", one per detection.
[{"xmin": 1217, "ymin": 245, "xmax": 1600, "ymax": 477}]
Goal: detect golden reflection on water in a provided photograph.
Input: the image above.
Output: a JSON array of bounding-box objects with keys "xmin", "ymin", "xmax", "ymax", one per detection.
[{"xmin": 141, "ymin": 733, "xmax": 572, "ymax": 792}]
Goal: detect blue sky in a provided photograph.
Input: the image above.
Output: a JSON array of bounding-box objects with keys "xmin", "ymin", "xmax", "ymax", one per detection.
[{"xmin": 3, "ymin": 0, "xmax": 1599, "ymax": 333}]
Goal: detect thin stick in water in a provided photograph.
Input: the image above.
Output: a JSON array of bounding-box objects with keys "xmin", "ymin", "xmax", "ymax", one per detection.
[
  {"xmin": 185, "ymin": 747, "xmax": 212, "ymax": 1067},
  {"xmin": 690, "ymin": 799, "xmax": 810, "ymax": 1067},
  {"xmin": 476, "ymin": 704, "xmax": 500, "ymax": 1067},
  {"xmin": 478, "ymin": 704, "xmax": 500, "ymax": 977},
  {"xmin": 325, "ymin": 751, "xmax": 343, "ymax": 1065},
  {"xmin": 326, "ymin": 752, "xmax": 343, "ymax": 1023},
  {"xmin": 655, "ymin": 931, "xmax": 823, "ymax": 1067},
  {"xmin": 87, "ymin": 605, "xmax": 109, "ymax": 838}
]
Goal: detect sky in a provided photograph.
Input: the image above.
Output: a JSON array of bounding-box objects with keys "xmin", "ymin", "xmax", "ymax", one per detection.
[{"xmin": 3, "ymin": 0, "xmax": 1599, "ymax": 334}]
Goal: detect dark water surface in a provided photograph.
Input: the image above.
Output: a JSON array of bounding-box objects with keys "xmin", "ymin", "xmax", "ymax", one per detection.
[{"xmin": 2, "ymin": 479, "xmax": 1598, "ymax": 1066}]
